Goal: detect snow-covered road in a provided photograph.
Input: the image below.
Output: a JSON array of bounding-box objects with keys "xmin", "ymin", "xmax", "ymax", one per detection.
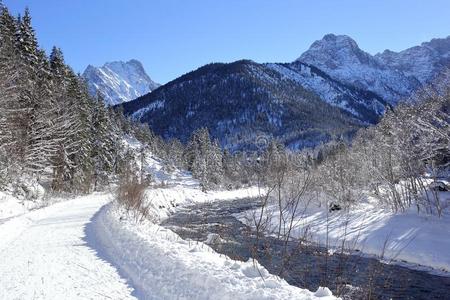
[
  {"xmin": 0, "ymin": 193, "xmax": 137, "ymax": 300},
  {"xmin": 0, "ymin": 191, "xmax": 334, "ymax": 300}
]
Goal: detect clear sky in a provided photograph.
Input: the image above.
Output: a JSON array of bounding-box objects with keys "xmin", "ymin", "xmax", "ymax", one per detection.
[{"xmin": 4, "ymin": 0, "xmax": 450, "ymax": 84}]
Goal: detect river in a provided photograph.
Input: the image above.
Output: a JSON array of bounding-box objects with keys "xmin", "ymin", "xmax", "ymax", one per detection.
[{"xmin": 162, "ymin": 198, "xmax": 450, "ymax": 299}]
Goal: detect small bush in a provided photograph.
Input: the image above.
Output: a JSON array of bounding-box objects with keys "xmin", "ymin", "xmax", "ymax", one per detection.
[{"xmin": 116, "ymin": 177, "xmax": 151, "ymax": 223}]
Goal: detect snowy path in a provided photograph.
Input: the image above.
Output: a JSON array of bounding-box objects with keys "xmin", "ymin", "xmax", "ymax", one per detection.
[
  {"xmin": 0, "ymin": 193, "xmax": 136, "ymax": 300},
  {"xmin": 0, "ymin": 189, "xmax": 334, "ymax": 299}
]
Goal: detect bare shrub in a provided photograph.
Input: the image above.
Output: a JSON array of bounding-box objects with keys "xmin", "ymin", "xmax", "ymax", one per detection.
[{"xmin": 116, "ymin": 177, "xmax": 151, "ymax": 223}]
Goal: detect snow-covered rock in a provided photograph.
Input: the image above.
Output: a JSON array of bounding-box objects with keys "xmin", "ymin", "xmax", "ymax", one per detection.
[
  {"xmin": 266, "ymin": 61, "xmax": 386, "ymax": 121},
  {"xmin": 297, "ymin": 34, "xmax": 420, "ymax": 105},
  {"xmin": 83, "ymin": 59, "xmax": 160, "ymax": 106},
  {"xmin": 376, "ymin": 35, "xmax": 450, "ymax": 84},
  {"xmin": 314, "ymin": 287, "xmax": 333, "ymax": 298}
]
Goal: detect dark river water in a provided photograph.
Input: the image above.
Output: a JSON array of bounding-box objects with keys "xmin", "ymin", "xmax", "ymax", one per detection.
[{"xmin": 161, "ymin": 198, "xmax": 450, "ymax": 300}]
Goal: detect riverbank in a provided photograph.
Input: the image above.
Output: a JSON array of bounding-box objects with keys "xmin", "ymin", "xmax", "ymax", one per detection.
[
  {"xmin": 236, "ymin": 194, "xmax": 450, "ymax": 275},
  {"xmin": 163, "ymin": 198, "xmax": 450, "ymax": 299}
]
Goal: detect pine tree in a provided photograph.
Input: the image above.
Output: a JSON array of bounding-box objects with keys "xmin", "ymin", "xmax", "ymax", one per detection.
[
  {"xmin": 208, "ymin": 139, "xmax": 224, "ymax": 185},
  {"xmin": 65, "ymin": 73, "xmax": 94, "ymax": 192},
  {"xmin": 91, "ymin": 93, "xmax": 116, "ymax": 189},
  {"xmin": 185, "ymin": 128, "xmax": 223, "ymax": 190},
  {"xmin": 48, "ymin": 47, "xmax": 80, "ymax": 191},
  {"xmin": 49, "ymin": 46, "xmax": 69, "ymax": 83},
  {"xmin": 0, "ymin": 5, "xmax": 22, "ymax": 177},
  {"xmin": 22, "ymin": 49, "xmax": 57, "ymax": 174},
  {"xmin": 16, "ymin": 7, "xmax": 38, "ymax": 67},
  {"xmin": 12, "ymin": 7, "xmax": 41, "ymax": 171},
  {"xmin": 166, "ymin": 138, "xmax": 184, "ymax": 168},
  {"xmin": 1, "ymin": 2, "xmax": 219, "ymax": 196}
]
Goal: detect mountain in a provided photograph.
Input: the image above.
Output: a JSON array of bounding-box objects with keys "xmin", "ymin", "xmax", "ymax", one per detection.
[
  {"xmin": 83, "ymin": 59, "xmax": 160, "ymax": 105},
  {"xmin": 121, "ymin": 60, "xmax": 385, "ymax": 150},
  {"xmin": 298, "ymin": 34, "xmax": 421, "ymax": 105},
  {"xmin": 375, "ymin": 36, "xmax": 450, "ymax": 84},
  {"xmin": 266, "ymin": 61, "xmax": 386, "ymax": 121},
  {"xmin": 298, "ymin": 34, "xmax": 450, "ymax": 105},
  {"xmin": 119, "ymin": 34, "xmax": 450, "ymax": 150}
]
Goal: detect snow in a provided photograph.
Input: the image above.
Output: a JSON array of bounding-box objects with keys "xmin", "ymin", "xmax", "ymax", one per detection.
[
  {"xmin": 0, "ymin": 178, "xmax": 47, "ymax": 221},
  {"xmin": 94, "ymin": 201, "xmax": 335, "ymax": 299},
  {"xmin": 122, "ymin": 135, "xmax": 263, "ymax": 221},
  {"xmin": 298, "ymin": 34, "xmax": 420, "ymax": 104},
  {"xmin": 0, "ymin": 140, "xmax": 337, "ymax": 299},
  {"xmin": 0, "ymin": 188, "xmax": 336, "ymax": 299},
  {"xmin": 314, "ymin": 287, "xmax": 333, "ymax": 297},
  {"xmin": 0, "ymin": 191, "xmax": 27, "ymax": 220},
  {"xmin": 0, "ymin": 193, "xmax": 136, "ymax": 299},
  {"xmin": 122, "ymin": 135, "xmax": 198, "ymax": 187},
  {"xmin": 131, "ymin": 99, "xmax": 165, "ymax": 119},
  {"xmin": 238, "ymin": 193, "xmax": 450, "ymax": 275},
  {"xmin": 82, "ymin": 59, "xmax": 159, "ymax": 106}
]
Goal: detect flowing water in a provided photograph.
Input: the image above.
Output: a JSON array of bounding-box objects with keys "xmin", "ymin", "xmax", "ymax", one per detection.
[{"xmin": 162, "ymin": 198, "xmax": 450, "ymax": 299}]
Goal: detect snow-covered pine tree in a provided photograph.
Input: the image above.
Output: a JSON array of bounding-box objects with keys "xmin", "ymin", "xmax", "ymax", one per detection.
[
  {"xmin": 22, "ymin": 49, "xmax": 58, "ymax": 175},
  {"xmin": 65, "ymin": 73, "xmax": 94, "ymax": 192},
  {"xmin": 185, "ymin": 128, "xmax": 223, "ymax": 190},
  {"xmin": 13, "ymin": 7, "xmax": 41, "ymax": 168},
  {"xmin": 0, "ymin": 5, "xmax": 23, "ymax": 182},
  {"xmin": 91, "ymin": 93, "xmax": 116, "ymax": 189},
  {"xmin": 49, "ymin": 46, "xmax": 69, "ymax": 82},
  {"xmin": 0, "ymin": 5, "xmax": 151, "ymax": 194},
  {"xmin": 48, "ymin": 47, "xmax": 80, "ymax": 191},
  {"xmin": 208, "ymin": 139, "xmax": 224, "ymax": 185},
  {"xmin": 16, "ymin": 7, "xmax": 38, "ymax": 67},
  {"xmin": 166, "ymin": 138, "xmax": 184, "ymax": 169}
]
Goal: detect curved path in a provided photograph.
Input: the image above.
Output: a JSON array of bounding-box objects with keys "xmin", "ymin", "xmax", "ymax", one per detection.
[{"xmin": 0, "ymin": 194, "xmax": 136, "ymax": 300}]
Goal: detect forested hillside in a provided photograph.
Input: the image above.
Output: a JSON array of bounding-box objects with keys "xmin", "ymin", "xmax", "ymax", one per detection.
[
  {"xmin": 121, "ymin": 60, "xmax": 373, "ymax": 150},
  {"xmin": 0, "ymin": 5, "xmax": 245, "ymax": 195},
  {"xmin": 0, "ymin": 6, "xmax": 159, "ymax": 194}
]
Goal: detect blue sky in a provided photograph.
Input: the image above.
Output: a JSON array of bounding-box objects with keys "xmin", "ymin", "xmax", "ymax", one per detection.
[{"xmin": 4, "ymin": 0, "xmax": 450, "ymax": 84}]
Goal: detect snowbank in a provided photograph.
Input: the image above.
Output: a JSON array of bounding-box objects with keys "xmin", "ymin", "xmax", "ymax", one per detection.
[
  {"xmin": 0, "ymin": 177, "xmax": 46, "ymax": 220},
  {"xmin": 0, "ymin": 191, "xmax": 28, "ymax": 220},
  {"xmin": 94, "ymin": 202, "xmax": 336, "ymax": 299},
  {"xmin": 238, "ymin": 195, "xmax": 450, "ymax": 275},
  {"xmin": 143, "ymin": 185, "xmax": 263, "ymax": 221}
]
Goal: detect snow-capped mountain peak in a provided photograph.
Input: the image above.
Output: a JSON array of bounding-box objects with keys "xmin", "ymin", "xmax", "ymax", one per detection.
[
  {"xmin": 298, "ymin": 34, "xmax": 378, "ymax": 69},
  {"xmin": 83, "ymin": 59, "xmax": 160, "ymax": 106},
  {"xmin": 297, "ymin": 34, "xmax": 420, "ymax": 104},
  {"xmin": 375, "ymin": 35, "xmax": 450, "ymax": 84}
]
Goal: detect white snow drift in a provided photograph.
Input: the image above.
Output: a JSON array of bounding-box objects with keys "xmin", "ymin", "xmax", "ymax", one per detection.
[{"xmin": 96, "ymin": 201, "xmax": 335, "ymax": 299}]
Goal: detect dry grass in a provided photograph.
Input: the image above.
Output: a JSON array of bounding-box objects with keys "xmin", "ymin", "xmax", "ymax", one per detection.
[{"xmin": 116, "ymin": 178, "xmax": 151, "ymax": 223}]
